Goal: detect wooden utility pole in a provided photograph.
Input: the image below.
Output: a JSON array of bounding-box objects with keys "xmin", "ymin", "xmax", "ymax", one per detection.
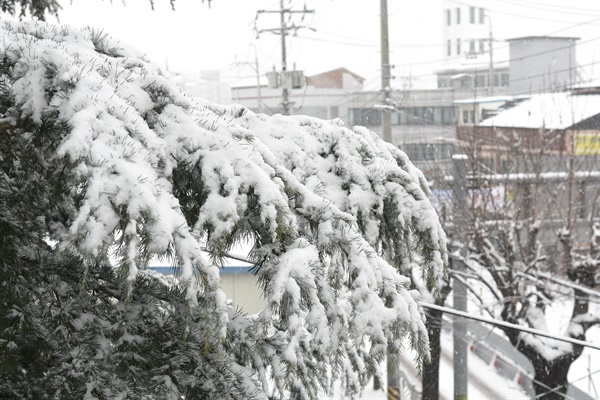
[
  {"xmin": 486, "ymin": 14, "xmax": 494, "ymax": 96},
  {"xmin": 252, "ymin": 45, "xmax": 263, "ymax": 114},
  {"xmin": 256, "ymin": 1, "xmax": 314, "ymax": 115},
  {"xmin": 381, "ymin": 1, "xmax": 398, "ymax": 399},
  {"xmin": 380, "ymin": 0, "xmax": 392, "ymax": 143},
  {"xmin": 451, "ymin": 154, "xmax": 469, "ymax": 400},
  {"xmin": 279, "ymin": 0, "xmax": 290, "ymax": 114}
]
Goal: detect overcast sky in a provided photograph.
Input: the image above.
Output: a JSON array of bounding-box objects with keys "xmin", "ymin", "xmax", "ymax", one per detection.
[{"xmin": 16, "ymin": 0, "xmax": 600, "ymax": 89}]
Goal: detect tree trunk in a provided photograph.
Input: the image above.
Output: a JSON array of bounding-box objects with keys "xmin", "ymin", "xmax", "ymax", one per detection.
[
  {"xmin": 422, "ymin": 306, "xmax": 443, "ymax": 400},
  {"xmin": 527, "ymin": 350, "xmax": 580, "ymax": 400}
]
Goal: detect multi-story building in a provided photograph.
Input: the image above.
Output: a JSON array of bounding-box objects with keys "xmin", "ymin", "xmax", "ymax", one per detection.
[{"xmin": 443, "ymin": 3, "xmax": 490, "ymax": 62}]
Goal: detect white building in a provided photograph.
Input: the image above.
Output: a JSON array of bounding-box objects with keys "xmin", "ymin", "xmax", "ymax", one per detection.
[
  {"xmin": 442, "ymin": 2, "xmax": 490, "ymax": 63},
  {"xmin": 171, "ymin": 70, "xmax": 231, "ymax": 104},
  {"xmin": 231, "ymin": 67, "xmax": 364, "ymax": 120}
]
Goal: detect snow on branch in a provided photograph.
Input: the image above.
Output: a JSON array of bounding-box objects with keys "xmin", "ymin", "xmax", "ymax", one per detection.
[{"xmin": 0, "ymin": 20, "xmax": 447, "ymax": 398}]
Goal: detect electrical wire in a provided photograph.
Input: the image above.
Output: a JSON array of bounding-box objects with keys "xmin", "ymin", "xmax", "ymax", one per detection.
[
  {"xmin": 501, "ymin": 0, "xmax": 599, "ymax": 18},
  {"xmin": 423, "ymin": 302, "xmax": 600, "ymax": 351},
  {"xmin": 447, "ymin": 0, "xmax": 600, "ymax": 25}
]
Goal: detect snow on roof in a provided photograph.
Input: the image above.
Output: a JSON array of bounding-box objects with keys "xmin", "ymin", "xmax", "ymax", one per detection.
[
  {"xmin": 505, "ymin": 36, "xmax": 580, "ymax": 42},
  {"xmin": 480, "ymin": 92, "xmax": 600, "ymax": 130},
  {"xmin": 436, "ymin": 59, "xmax": 510, "ymax": 75},
  {"xmin": 454, "ymin": 95, "xmax": 518, "ymax": 104}
]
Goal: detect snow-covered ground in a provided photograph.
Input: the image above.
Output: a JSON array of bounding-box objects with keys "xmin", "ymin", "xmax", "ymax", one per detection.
[
  {"xmin": 569, "ymin": 325, "xmax": 600, "ymax": 398},
  {"xmin": 323, "ymin": 326, "xmax": 529, "ymax": 400}
]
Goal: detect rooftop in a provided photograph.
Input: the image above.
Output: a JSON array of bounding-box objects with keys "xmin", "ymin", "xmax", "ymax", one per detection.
[{"xmin": 480, "ymin": 91, "xmax": 600, "ymax": 130}]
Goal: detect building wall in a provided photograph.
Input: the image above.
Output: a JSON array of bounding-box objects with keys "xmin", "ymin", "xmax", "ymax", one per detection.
[
  {"xmin": 220, "ymin": 273, "xmax": 265, "ymax": 315},
  {"xmin": 172, "ymin": 70, "xmax": 231, "ymax": 104},
  {"xmin": 508, "ymin": 37, "xmax": 578, "ymax": 95}
]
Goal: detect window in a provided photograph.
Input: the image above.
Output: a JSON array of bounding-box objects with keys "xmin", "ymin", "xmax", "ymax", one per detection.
[
  {"xmin": 456, "ymin": 7, "xmax": 461, "ymax": 24},
  {"xmin": 402, "ymin": 143, "xmax": 455, "ymax": 162},
  {"xmin": 446, "ymin": 9, "xmax": 451, "ymax": 26},
  {"xmin": 350, "ymin": 108, "xmax": 381, "ymax": 126},
  {"xmin": 479, "ymin": 8, "xmax": 485, "ymax": 24},
  {"xmin": 479, "ymin": 39, "xmax": 485, "ymax": 53},
  {"xmin": 442, "ymin": 107, "xmax": 455, "ymax": 124},
  {"xmin": 456, "ymin": 38, "xmax": 461, "ymax": 55},
  {"xmin": 469, "ymin": 39, "xmax": 475, "ymax": 54},
  {"xmin": 470, "ymin": 7, "xmax": 475, "ymax": 24},
  {"xmin": 329, "ymin": 106, "xmax": 339, "ymax": 119},
  {"xmin": 447, "ymin": 39, "xmax": 452, "ymax": 56},
  {"xmin": 433, "ymin": 107, "xmax": 443, "ymax": 124},
  {"xmin": 501, "ymin": 73, "xmax": 509, "ymax": 87},
  {"xmin": 462, "ymin": 109, "xmax": 474, "ymax": 124},
  {"xmin": 475, "ymin": 75, "xmax": 486, "ymax": 87},
  {"xmin": 423, "ymin": 107, "xmax": 434, "ymax": 123},
  {"xmin": 394, "ymin": 107, "xmax": 455, "ymax": 125}
]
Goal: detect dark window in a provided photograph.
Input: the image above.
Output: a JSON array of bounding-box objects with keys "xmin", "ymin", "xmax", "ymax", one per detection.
[
  {"xmin": 395, "ymin": 107, "xmax": 455, "ymax": 125},
  {"xmin": 433, "ymin": 107, "xmax": 443, "ymax": 124},
  {"xmin": 479, "ymin": 8, "xmax": 485, "ymax": 24},
  {"xmin": 501, "ymin": 73, "xmax": 509, "ymax": 87},
  {"xmin": 423, "ymin": 107, "xmax": 434, "ymax": 123},
  {"xmin": 446, "ymin": 9, "xmax": 451, "ymax": 26},
  {"xmin": 329, "ymin": 106, "xmax": 339, "ymax": 119},
  {"xmin": 402, "ymin": 143, "xmax": 455, "ymax": 161},
  {"xmin": 479, "ymin": 39, "xmax": 485, "ymax": 53},
  {"xmin": 475, "ymin": 75, "xmax": 486, "ymax": 87},
  {"xmin": 457, "ymin": 39, "xmax": 461, "ymax": 55},
  {"xmin": 351, "ymin": 108, "xmax": 381, "ymax": 126},
  {"xmin": 469, "ymin": 39, "xmax": 475, "ymax": 54},
  {"xmin": 442, "ymin": 107, "xmax": 455, "ymax": 124},
  {"xmin": 470, "ymin": 7, "xmax": 475, "ymax": 24},
  {"xmin": 447, "ymin": 39, "xmax": 452, "ymax": 56},
  {"xmin": 456, "ymin": 8, "xmax": 461, "ymax": 24},
  {"xmin": 462, "ymin": 109, "xmax": 474, "ymax": 124}
]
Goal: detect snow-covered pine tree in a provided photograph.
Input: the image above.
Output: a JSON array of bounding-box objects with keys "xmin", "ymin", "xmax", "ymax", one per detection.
[
  {"xmin": 0, "ymin": 21, "xmax": 446, "ymax": 399},
  {"xmin": 0, "ymin": 0, "xmax": 188, "ymax": 20},
  {"xmin": 0, "ymin": 0, "xmax": 61, "ymax": 20}
]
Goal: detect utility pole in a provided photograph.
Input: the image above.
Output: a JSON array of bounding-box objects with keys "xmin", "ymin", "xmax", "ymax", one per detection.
[
  {"xmin": 380, "ymin": 0, "xmax": 392, "ymax": 143},
  {"xmin": 279, "ymin": 0, "xmax": 290, "ymax": 114},
  {"xmin": 381, "ymin": 2, "xmax": 398, "ymax": 397},
  {"xmin": 451, "ymin": 154, "xmax": 469, "ymax": 400},
  {"xmin": 252, "ymin": 44, "xmax": 263, "ymax": 113},
  {"xmin": 486, "ymin": 14, "xmax": 494, "ymax": 96},
  {"xmin": 256, "ymin": 1, "xmax": 314, "ymax": 115}
]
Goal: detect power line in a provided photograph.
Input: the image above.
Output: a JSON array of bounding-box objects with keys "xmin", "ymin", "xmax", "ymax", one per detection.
[
  {"xmin": 509, "ymin": 0, "xmax": 600, "ymax": 15},
  {"xmin": 447, "ymin": 0, "xmax": 600, "ymax": 25},
  {"xmin": 422, "ymin": 302, "xmax": 600, "ymax": 351},
  {"xmin": 501, "ymin": 0, "xmax": 599, "ymax": 18}
]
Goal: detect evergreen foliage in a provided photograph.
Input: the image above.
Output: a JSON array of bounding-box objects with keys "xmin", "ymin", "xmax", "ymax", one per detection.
[
  {"xmin": 0, "ymin": 21, "xmax": 446, "ymax": 398},
  {"xmin": 0, "ymin": 0, "xmax": 61, "ymax": 20}
]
